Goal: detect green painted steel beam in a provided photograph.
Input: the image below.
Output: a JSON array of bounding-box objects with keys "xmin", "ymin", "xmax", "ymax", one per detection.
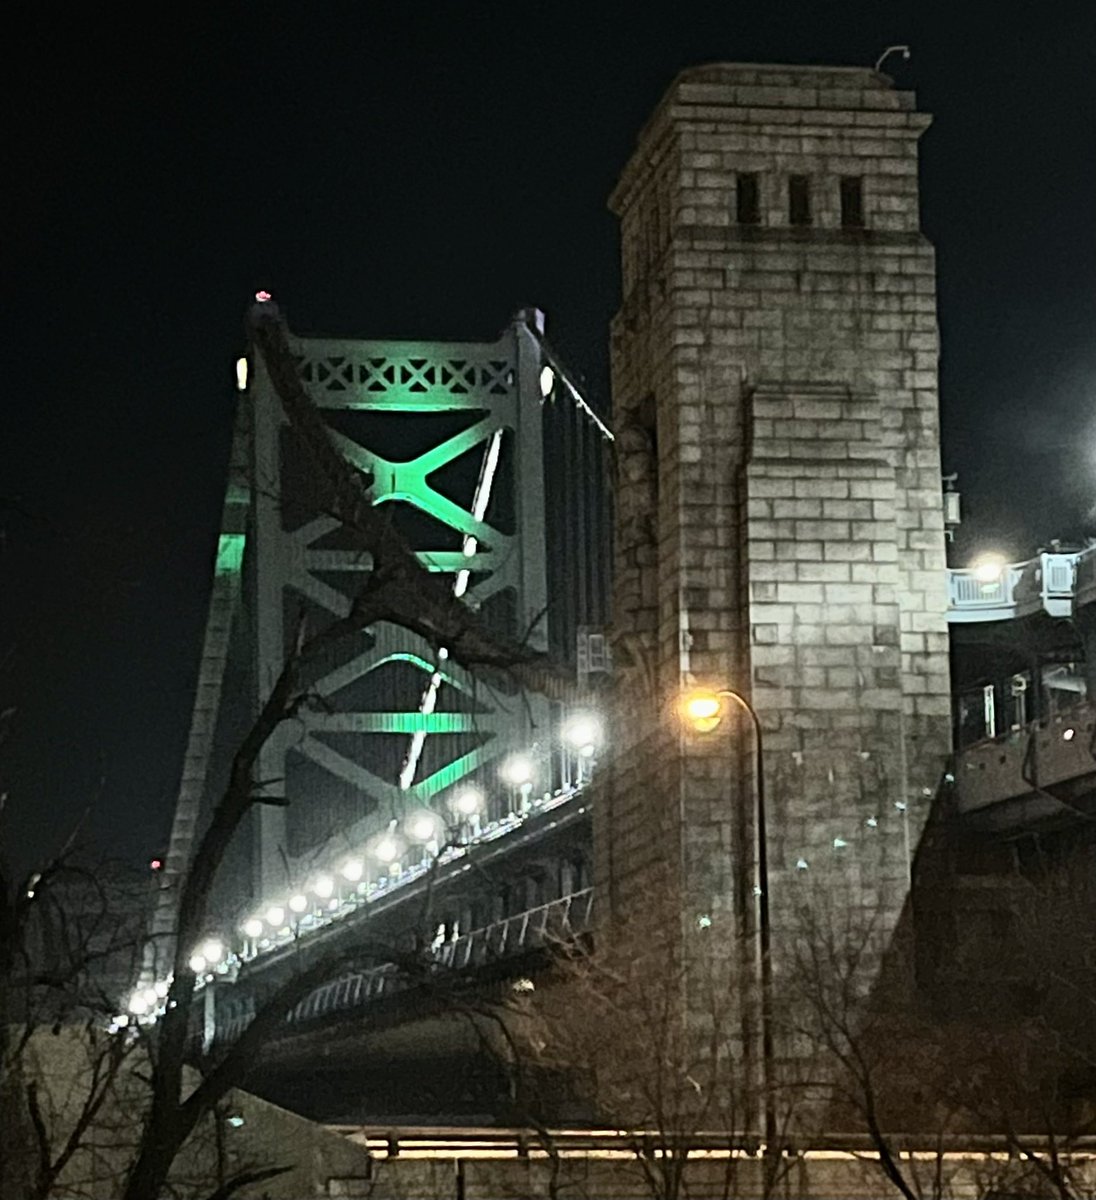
[
  {"xmin": 415, "ymin": 746, "xmax": 493, "ymax": 798},
  {"xmin": 308, "ymin": 712, "xmax": 489, "ymax": 734},
  {"xmin": 215, "ymin": 533, "xmax": 246, "ymax": 576}
]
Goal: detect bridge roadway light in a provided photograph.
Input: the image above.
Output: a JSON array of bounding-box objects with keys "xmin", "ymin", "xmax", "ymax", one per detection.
[
  {"xmin": 371, "ymin": 832, "xmax": 402, "ymax": 864},
  {"xmin": 188, "ymin": 953, "xmax": 207, "ymax": 974},
  {"xmin": 450, "ymin": 787, "xmax": 483, "ymax": 818},
  {"xmin": 312, "ymin": 874, "xmax": 335, "ymax": 900},
  {"xmin": 288, "ymin": 893, "xmax": 308, "ymax": 914},
  {"xmin": 264, "ymin": 904, "xmax": 285, "ymax": 928},
  {"xmin": 242, "ymin": 917, "xmax": 263, "ymax": 939},
  {"xmin": 406, "ymin": 810, "xmax": 442, "ymax": 844},
  {"xmin": 340, "ymin": 858, "xmax": 364, "ymax": 883},
  {"xmin": 500, "ymin": 754, "xmax": 534, "ymax": 787},
  {"xmin": 678, "ymin": 684, "xmax": 774, "ymax": 1145},
  {"xmin": 563, "ymin": 713, "xmax": 601, "ymax": 758},
  {"xmin": 200, "ymin": 938, "xmax": 224, "ymax": 965}
]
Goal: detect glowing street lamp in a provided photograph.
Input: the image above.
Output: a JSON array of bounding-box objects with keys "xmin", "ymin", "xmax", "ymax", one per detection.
[
  {"xmin": 288, "ymin": 893, "xmax": 308, "ymax": 914},
  {"xmin": 312, "ymin": 875, "xmax": 335, "ymax": 900},
  {"xmin": 200, "ymin": 938, "xmax": 224, "ymax": 965},
  {"xmin": 242, "ymin": 917, "xmax": 263, "ymax": 940},
  {"xmin": 264, "ymin": 905, "xmax": 285, "ymax": 928},
  {"xmin": 679, "ymin": 684, "xmax": 773, "ymax": 1143},
  {"xmin": 680, "ymin": 688, "xmax": 725, "ymax": 734},
  {"xmin": 971, "ymin": 553, "xmax": 1007, "ymax": 587}
]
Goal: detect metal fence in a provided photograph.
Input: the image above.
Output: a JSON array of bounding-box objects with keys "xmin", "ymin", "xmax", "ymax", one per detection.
[{"xmin": 215, "ymin": 889, "xmax": 594, "ymax": 1044}]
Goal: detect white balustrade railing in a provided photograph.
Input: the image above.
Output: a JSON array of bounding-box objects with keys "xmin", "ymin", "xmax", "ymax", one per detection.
[
  {"xmin": 947, "ymin": 550, "xmax": 1091, "ymax": 623},
  {"xmin": 947, "ymin": 564, "xmax": 1023, "ymax": 610}
]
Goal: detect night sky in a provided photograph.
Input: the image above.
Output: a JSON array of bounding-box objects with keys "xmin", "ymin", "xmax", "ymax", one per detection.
[{"xmin": 4, "ymin": 2, "xmax": 1094, "ymax": 873}]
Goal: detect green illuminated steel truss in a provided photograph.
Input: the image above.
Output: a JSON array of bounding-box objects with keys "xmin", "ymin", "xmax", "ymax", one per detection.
[{"xmin": 245, "ymin": 323, "xmax": 549, "ymax": 894}]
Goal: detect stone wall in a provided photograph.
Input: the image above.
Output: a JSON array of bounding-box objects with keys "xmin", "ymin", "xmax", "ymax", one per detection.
[{"xmin": 599, "ymin": 63, "xmax": 952, "ymax": 1103}]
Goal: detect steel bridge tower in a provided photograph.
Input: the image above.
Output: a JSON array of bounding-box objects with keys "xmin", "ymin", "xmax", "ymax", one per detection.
[{"xmin": 151, "ymin": 306, "xmax": 610, "ymax": 960}]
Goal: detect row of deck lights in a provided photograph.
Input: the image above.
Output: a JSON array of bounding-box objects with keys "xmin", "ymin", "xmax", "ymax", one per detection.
[
  {"xmin": 124, "ymin": 714, "xmax": 602, "ymax": 1022},
  {"xmin": 239, "ymin": 716, "xmax": 599, "ymax": 950}
]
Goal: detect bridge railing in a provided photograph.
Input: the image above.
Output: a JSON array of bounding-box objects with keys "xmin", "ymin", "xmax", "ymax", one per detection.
[
  {"xmin": 947, "ymin": 552, "xmax": 1083, "ymax": 622},
  {"xmin": 214, "ymin": 890, "xmax": 594, "ymax": 1044},
  {"xmin": 435, "ymin": 887, "xmax": 594, "ymax": 972},
  {"xmin": 955, "ymin": 698, "xmax": 1096, "ymax": 824}
]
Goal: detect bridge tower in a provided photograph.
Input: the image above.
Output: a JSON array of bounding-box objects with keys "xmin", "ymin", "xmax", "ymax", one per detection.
[
  {"xmin": 602, "ymin": 64, "xmax": 952, "ymax": 1107},
  {"xmin": 150, "ymin": 308, "xmax": 610, "ymax": 969}
]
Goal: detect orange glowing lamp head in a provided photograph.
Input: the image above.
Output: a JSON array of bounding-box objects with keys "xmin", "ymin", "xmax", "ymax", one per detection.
[{"xmin": 681, "ymin": 689, "xmax": 724, "ymax": 733}]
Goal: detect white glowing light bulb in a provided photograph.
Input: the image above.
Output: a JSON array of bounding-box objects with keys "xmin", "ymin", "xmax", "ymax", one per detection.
[
  {"xmin": 373, "ymin": 836, "xmax": 399, "ymax": 864},
  {"xmin": 288, "ymin": 893, "xmax": 308, "ymax": 914},
  {"xmin": 563, "ymin": 713, "xmax": 601, "ymax": 754},
  {"xmin": 243, "ymin": 918, "xmax": 263, "ymax": 939},
  {"xmin": 312, "ymin": 875, "xmax": 335, "ymax": 900},
  {"xmin": 265, "ymin": 905, "xmax": 285, "ymax": 928},
  {"xmin": 500, "ymin": 754, "xmax": 533, "ymax": 787},
  {"xmin": 340, "ymin": 858, "xmax": 363, "ymax": 882},
  {"xmin": 407, "ymin": 812, "xmax": 437, "ymax": 843},
  {"xmin": 188, "ymin": 954, "xmax": 207, "ymax": 974},
  {"xmin": 452, "ymin": 788, "xmax": 482, "ymax": 817},
  {"xmin": 972, "ymin": 554, "xmax": 1006, "ymax": 585}
]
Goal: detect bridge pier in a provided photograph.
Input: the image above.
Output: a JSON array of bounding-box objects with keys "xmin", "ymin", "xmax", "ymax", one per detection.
[{"xmin": 599, "ymin": 64, "xmax": 952, "ymax": 1126}]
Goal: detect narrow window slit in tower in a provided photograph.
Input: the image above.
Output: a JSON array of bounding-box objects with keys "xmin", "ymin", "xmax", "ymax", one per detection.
[
  {"xmin": 789, "ymin": 175, "xmax": 811, "ymax": 226},
  {"xmin": 736, "ymin": 173, "xmax": 760, "ymax": 225},
  {"xmin": 841, "ymin": 176, "xmax": 865, "ymax": 228}
]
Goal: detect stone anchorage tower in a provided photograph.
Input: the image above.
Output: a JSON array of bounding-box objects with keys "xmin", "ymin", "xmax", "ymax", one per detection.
[{"xmin": 601, "ymin": 64, "xmax": 952, "ymax": 1120}]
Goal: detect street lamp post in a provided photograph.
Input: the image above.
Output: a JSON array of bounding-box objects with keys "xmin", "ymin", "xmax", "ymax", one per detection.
[{"xmin": 682, "ymin": 687, "xmax": 775, "ymax": 1146}]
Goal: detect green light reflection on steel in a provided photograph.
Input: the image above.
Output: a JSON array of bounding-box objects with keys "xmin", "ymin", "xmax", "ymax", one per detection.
[
  {"xmin": 331, "ymin": 713, "xmax": 476, "ymax": 735},
  {"xmin": 369, "ymin": 652, "xmax": 459, "ymax": 691},
  {"xmin": 215, "ymin": 533, "xmax": 246, "ymax": 576},
  {"xmin": 415, "ymin": 747, "xmax": 489, "ymax": 799}
]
